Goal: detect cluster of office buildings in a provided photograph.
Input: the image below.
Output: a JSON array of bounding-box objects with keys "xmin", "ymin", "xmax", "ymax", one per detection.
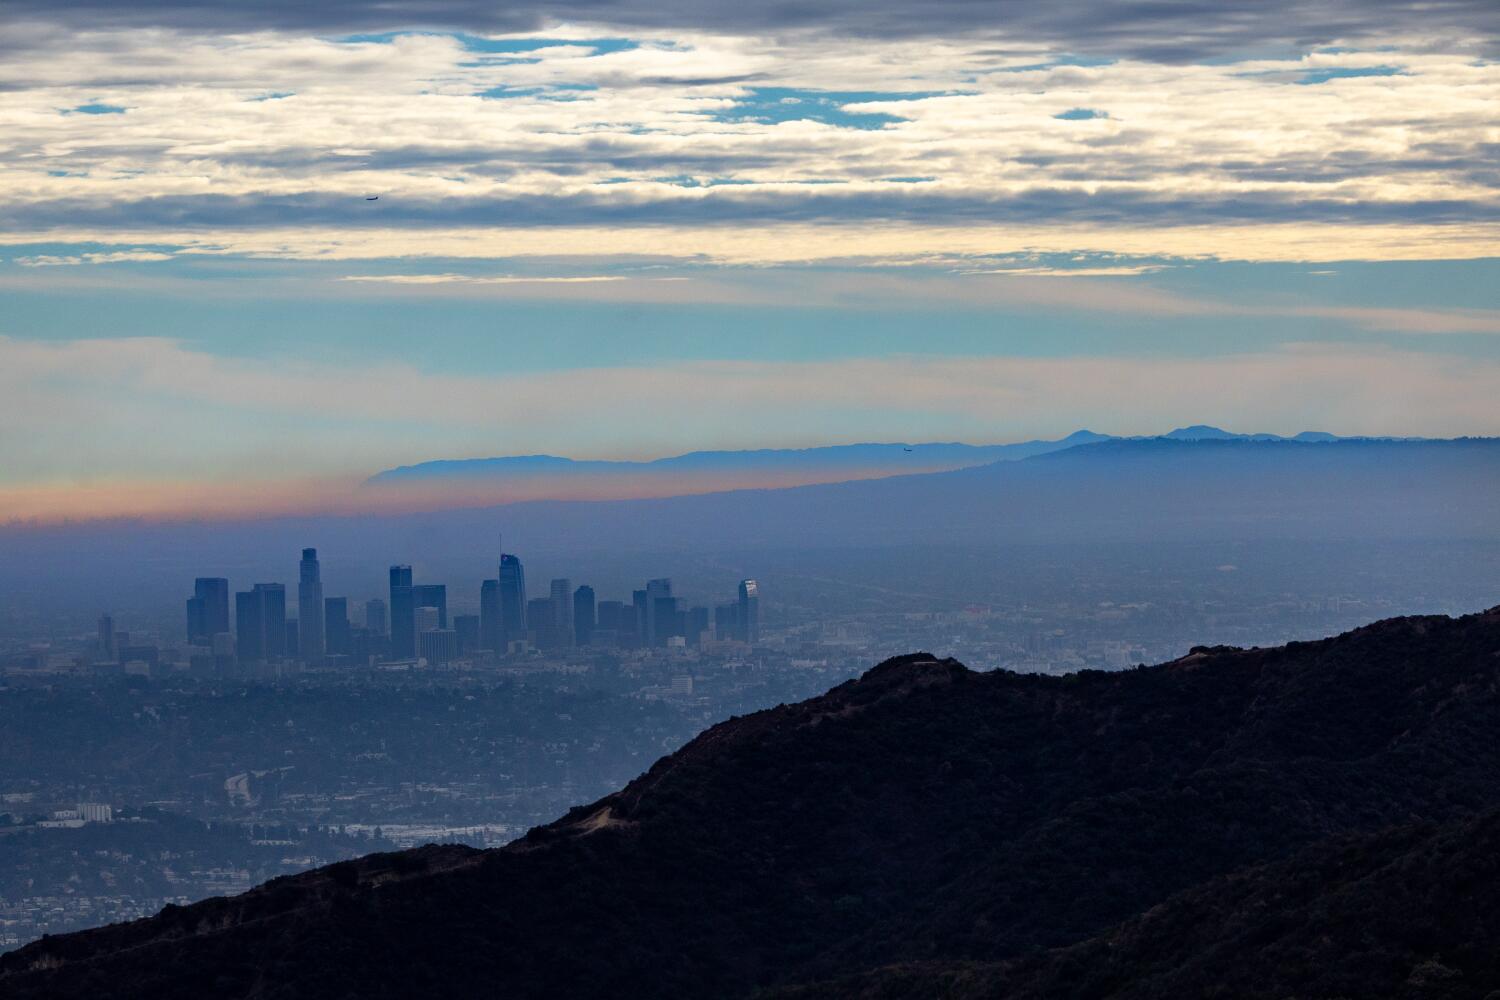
[{"xmin": 126, "ymin": 546, "xmax": 760, "ymax": 671}]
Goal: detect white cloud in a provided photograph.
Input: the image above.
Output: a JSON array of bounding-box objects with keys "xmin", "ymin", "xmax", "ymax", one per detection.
[
  {"xmin": 961, "ymin": 265, "xmax": 1168, "ymax": 277},
  {"xmin": 13, "ymin": 249, "xmax": 175, "ymax": 266},
  {"xmin": 338, "ymin": 273, "xmax": 628, "ymax": 284},
  {"xmin": 5, "ymin": 221, "xmax": 1497, "ymax": 267}
]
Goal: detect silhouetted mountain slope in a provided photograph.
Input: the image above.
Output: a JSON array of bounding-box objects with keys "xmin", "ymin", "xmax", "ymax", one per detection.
[
  {"xmin": 5, "ymin": 609, "xmax": 1500, "ymax": 999},
  {"xmin": 776, "ymin": 810, "xmax": 1500, "ymax": 999}
]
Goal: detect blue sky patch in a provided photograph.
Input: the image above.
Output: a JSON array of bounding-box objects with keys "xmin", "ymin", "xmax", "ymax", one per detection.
[
  {"xmin": 477, "ymin": 83, "xmax": 598, "ymax": 100},
  {"xmin": 476, "ymin": 86, "xmax": 545, "ymax": 99},
  {"xmin": 1296, "ymin": 65, "xmax": 1403, "ymax": 84},
  {"xmin": 711, "ymin": 87, "xmax": 943, "ymax": 130},
  {"xmin": 990, "ymin": 54, "xmax": 1116, "ymax": 73},
  {"xmin": 463, "ymin": 34, "xmax": 637, "ymax": 56},
  {"xmin": 67, "ymin": 103, "xmax": 126, "ymax": 115},
  {"xmin": 650, "ymin": 175, "xmax": 755, "ymax": 188},
  {"xmin": 1054, "ymin": 108, "xmax": 1107, "ymax": 120},
  {"xmin": 337, "ymin": 31, "xmax": 636, "ymax": 57}
]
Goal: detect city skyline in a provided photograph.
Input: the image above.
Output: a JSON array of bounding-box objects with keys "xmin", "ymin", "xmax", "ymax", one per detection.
[{"xmin": 152, "ymin": 544, "xmax": 765, "ymax": 670}]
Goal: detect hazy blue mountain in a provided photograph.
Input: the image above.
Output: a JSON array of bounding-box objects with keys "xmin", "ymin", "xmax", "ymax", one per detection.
[
  {"xmin": 1162, "ymin": 424, "xmax": 1283, "ymax": 440},
  {"xmin": 361, "ymin": 432, "xmax": 1115, "ymax": 506},
  {"xmin": 365, "ymin": 428, "xmax": 1417, "ymax": 488},
  {"xmin": 1158, "ymin": 425, "xmax": 1419, "ymax": 443},
  {"xmin": 419, "ymin": 436, "xmax": 1497, "ymax": 553},
  {"xmin": 367, "ymin": 432, "xmax": 1113, "ymax": 483},
  {"xmin": 360, "ymin": 428, "xmax": 1423, "ymax": 507}
]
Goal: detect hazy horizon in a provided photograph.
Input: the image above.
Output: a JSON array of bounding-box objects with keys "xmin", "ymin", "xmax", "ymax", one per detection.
[{"xmin": 3, "ymin": 424, "xmax": 1494, "ymax": 524}]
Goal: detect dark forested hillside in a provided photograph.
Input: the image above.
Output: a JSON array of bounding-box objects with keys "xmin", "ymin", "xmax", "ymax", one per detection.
[
  {"xmin": 776, "ymin": 810, "xmax": 1500, "ymax": 999},
  {"xmin": 5, "ymin": 608, "xmax": 1500, "ymax": 999}
]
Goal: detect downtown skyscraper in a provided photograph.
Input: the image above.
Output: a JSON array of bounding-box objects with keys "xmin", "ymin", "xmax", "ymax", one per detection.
[
  {"xmin": 573, "ymin": 585, "xmax": 595, "ymax": 647},
  {"xmin": 298, "ymin": 548, "xmax": 325, "ymax": 663},
  {"xmin": 499, "ymin": 553, "xmax": 526, "ymax": 651},
  {"xmin": 324, "ymin": 597, "xmax": 350, "ymax": 657},
  {"xmin": 412, "ymin": 584, "xmax": 448, "ymax": 630},
  {"xmin": 738, "ymin": 579, "xmax": 760, "ymax": 644},
  {"xmin": 364, "ymin": 599, "xmax": 387, "ymax": 636},
  {"xmin": 185, "ymin": 577, "xmax": 229, "ymax": 644},
  {"xmin": 235, "ymin": 583, "xmax": 286, "ymax": 662},
  {"xmin": 644, "ymin": 578, "xmax": 674, "ymax": 647},
  {"xmin": 480, "ymin": 578, "xmax": 502, "ymax": 653},
  {"xmin": 389, "ymin": 565, "xmax": 415, "ymax": 660},
  {"xmin": 550, "ymin": 578, "xmax": 574, "ymax": 648}
]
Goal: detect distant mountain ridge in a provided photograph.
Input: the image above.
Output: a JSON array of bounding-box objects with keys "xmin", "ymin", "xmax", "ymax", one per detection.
[
  {"xmin": 363, "ymin": 430, "xmax": 1113, "ymax": 499},
  {"xmin": 6, "ymin": 607, "xmax": 1500, "ymax": 998},
  {"xmin": 368, "ymin": 425, "xmax": 1414, "ymax": 482},
  {"xmin": 362, "ymin": 426, "xmax": 1426, "ymax": 506},
  {"xmin": 368, "ymin": 432, "xmax": 1107, "ymax": 481}
]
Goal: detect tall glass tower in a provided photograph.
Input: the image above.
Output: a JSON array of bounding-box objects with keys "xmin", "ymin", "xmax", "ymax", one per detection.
[
  {"xmin": 389, "ymin": 565, "xmax": 415, "ymax": 659},
  {"xmin": 237, "ymin": 583, "xmax": 286, "ymax": 661},
  {"xmin": 499, "ymin": 553, "xmax": 526, "ymax": 650},
  {"xmin": 298, "ymin": 548, "xmax": 325, "ymax": 663},
  {"xmin": 187, "ymin": 577, "xmax": 230, "ymax": 644},
  {"xmin": 645, "ymin": 578, "xmax": 673, "ymax": 646},
  {"xmin": 573, "ymin": 585, "xmax": 596, "ymax": 647},
  {"xmin": 324, "ymin": 597, "xmax": 350, "ymax": 657},
  {"xmin": 738, "ymin": 579, "xmax": 760, "ymax": 644},
  {"xmin": 550, "ymin": 578, "xmax": 574, "ymax": 647},
  {"xmin": 480, "ymin": 579, "xmax": 502, "ymax": 653}
]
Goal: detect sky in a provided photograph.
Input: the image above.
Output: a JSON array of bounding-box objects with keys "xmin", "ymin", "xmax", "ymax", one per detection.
[{"xmin": 1, "ymin": 0, "xmax": 1498, "ymax": 522}]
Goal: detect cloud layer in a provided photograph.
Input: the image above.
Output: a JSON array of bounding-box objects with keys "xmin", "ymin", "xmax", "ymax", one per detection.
[
  {"xmin": 0, "ymin": 19, "xmax": 1495, "ymax": 263},
  {"xmin": 6, "ymin": 1, "xmax": 1498, "ymax": 58}
]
